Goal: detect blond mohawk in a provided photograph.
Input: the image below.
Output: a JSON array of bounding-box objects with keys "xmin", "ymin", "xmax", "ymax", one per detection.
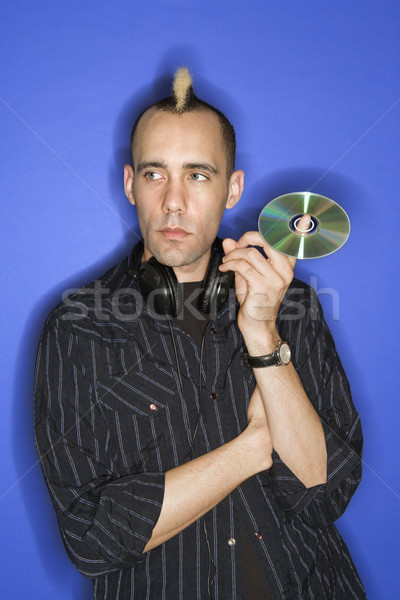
[{"xmin": 172, "ymin": 67, "xmax": 193, "ymax": 113}]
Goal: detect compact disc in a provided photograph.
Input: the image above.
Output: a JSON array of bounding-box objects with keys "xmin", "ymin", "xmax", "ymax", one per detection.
[{"xmin": 258, "ymin": 192, "xmax": 351, "ymax": 259}]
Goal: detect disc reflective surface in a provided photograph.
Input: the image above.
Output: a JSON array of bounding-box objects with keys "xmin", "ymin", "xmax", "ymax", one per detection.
[{"xmin": 258, "ymin": 192, "xmax": 351, "ymax": 259}]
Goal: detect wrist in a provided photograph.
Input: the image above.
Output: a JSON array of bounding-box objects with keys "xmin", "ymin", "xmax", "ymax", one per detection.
[
  {"xmin": 242, "ymin": 326, "xmax": 280, "ymax": 356},
  {"xmin": 239, "ymin": 422, "xmax": 273, "ymax": 474}
]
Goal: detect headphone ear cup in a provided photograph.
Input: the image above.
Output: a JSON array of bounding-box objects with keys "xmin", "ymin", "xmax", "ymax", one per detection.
[
  {"xmin": 138, "ymin": 258, "xmax": 181, "ymax": 317},
  {"xmin": 198, "ymin": 251, "xmax": 233, "ymax": 314}
]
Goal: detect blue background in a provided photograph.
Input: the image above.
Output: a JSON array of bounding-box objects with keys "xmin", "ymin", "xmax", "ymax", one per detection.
[{"xmin": 1, "ymin": 1, "xmax": 399, "ymax": 598}]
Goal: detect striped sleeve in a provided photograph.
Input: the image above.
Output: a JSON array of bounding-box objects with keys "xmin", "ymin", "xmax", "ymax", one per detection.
[
  {"xmin": 266, "ymin": 283, "xmax": 363, "ymax": 528},
  {"xmin": 34, "ymin": 314, "xmax": 165, "ymax": 576}
]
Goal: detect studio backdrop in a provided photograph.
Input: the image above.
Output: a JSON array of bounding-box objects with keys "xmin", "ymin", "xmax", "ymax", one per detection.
[{"xmin": 1, "ymin": 1, "xmax": 399, "ymax": 598}]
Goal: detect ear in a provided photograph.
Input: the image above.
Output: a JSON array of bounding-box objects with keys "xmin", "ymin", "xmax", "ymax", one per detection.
[
  {"xmin": 124, "ymin": 164, "xmax": 135, "ymax": 205},
  {"xmin": 225, "ymin": 169, "xmax": 244, "ymax": 209}
]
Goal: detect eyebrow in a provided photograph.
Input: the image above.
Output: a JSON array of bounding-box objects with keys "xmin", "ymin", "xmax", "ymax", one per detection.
[
  {"xmin": 136, "ymin": 160, "xmax": 167, "ymax": 173},
  {"xmin": 183, "ymin": 162, "xmax": 218, "ymax": 175},
  {"xmin": 135, "ymin": 160, "xmax": 218, "ymax": 175}
]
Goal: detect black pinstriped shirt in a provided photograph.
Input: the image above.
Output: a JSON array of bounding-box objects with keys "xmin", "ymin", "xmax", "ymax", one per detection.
[{"xmin": 34, "ymin": 255, "xmax": 366, "ymax": 599}]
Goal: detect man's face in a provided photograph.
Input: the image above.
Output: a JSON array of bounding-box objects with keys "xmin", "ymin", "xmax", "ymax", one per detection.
[{"xmin": 124, "ymin": 108, "xmax": 244, "ymax": 282}]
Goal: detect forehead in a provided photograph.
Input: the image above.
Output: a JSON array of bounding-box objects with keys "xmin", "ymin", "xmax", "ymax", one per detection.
[{"xmin": 133, "ymin": 108, "xmax": 225, "ymax": 164}]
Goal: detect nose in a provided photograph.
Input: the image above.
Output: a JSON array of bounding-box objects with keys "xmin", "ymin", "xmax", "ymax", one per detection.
[{"xmin": 161, "ymin": 177, "xmax": 187, "ymax": 214}]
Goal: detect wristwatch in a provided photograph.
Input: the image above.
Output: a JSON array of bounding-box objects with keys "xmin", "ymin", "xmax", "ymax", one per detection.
[{"xmin": 244, "ymin": 340, "xmax": 291, "ymax": 368}]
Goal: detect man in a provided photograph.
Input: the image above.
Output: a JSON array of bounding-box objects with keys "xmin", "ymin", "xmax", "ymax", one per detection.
[{"xmin": 34, "ymin": 68, "xmax": 365, "ymax": 599}]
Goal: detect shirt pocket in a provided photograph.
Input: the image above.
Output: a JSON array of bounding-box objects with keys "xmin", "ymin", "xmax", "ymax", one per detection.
[{"xmin": 95, "ymin": 371, "xmax": 174, "ymax": 475}]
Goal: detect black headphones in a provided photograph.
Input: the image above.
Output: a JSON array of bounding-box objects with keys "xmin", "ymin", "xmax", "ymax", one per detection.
[{"xmin": 127, "ymin": 238, "xmax": 233, "ymax": 317}]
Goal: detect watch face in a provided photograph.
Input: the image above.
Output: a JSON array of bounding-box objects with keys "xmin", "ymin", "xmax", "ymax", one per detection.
[{"xmin": 279, "ymin": 342, "xmax": 291, "ymax": 365}]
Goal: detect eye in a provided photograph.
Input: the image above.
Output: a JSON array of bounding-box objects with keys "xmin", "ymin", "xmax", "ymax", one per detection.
[
  {"xmin": 190, "ymin": 173, "xmax": 208, "ymax": 181},
  {"xmin": 145, "ymin": 171, "xmax": 163, "ymax": 180}
]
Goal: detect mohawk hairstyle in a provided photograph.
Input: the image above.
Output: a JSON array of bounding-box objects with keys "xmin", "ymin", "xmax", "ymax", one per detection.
[
  {"xmin": 130, "ymin": 67, "xmax": 236, "ymax": 177},
  {"xmin": 172, "ymin": 67, "xmax": 194, "ymax": 112}
]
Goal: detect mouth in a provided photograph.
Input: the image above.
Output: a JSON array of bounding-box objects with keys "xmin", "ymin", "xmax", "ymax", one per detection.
[{"xmin": 159, "ymin": 227, "xmax": 190, "ymax": 240}]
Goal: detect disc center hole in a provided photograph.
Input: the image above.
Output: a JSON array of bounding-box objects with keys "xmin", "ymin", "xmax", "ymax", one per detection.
[{"xmin": 290, "ymin": 214, "xmax": 318, "ymax": 235}]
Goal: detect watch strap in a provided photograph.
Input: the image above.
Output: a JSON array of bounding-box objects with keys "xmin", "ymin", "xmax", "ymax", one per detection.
[
  {"xmin": 244, "ymin": 352, "xmax": 278, "ymax": 368},
  {"xmin": 244, "ymin": 340, "xmax": 291, "ymax": 368}
]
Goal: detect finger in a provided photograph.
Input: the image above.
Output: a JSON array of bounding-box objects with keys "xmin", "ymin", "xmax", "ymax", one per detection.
[
  {"xmin": 264, "ymin": 242, "xmax": 297, "ymax": 270},
  {"xmin": 220, "ymin": 240, "xmax": 249, "ymax": 299},
  {"xmin": 234, "ymin": 235, "xmax": 296, "ymax": 278},
  {"xmin": 221, "ymin": 246, "xmax": 273, "ymax": 277},
  {"xmin": 222, "ymin": 247, "xmax": 294, "ymax": 290},
  {"xmin": 231, "ymin": 230, "xmax": 297, "ymax": 275},
  {"xmin": 219, "ymin": 257, "xmax": 284, "ymax": 293},
  {"xmin": 222, "ymin": 237, "xmax": 237, "ymax": 255},
  {"xmin": 236, "ymin": 230, "xmax": 296, "ymax": 268},
  {"xmin": 236, "ymin": 231, "xmax": 265, "ymax": 249},
  {"xmin": 296, "ymin": 213, "xmax": 311, "ymax": 232}
]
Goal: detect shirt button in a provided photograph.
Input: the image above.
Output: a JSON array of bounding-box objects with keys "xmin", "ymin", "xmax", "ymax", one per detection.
[
  {"xmin": 149, "ymin": 403, "xmax": 158, "ymax": 412},
  {"xmin": 210, "ymin": 327, "xmax": 217, "ymax": 334},
  {"xmin": 254, "ymin": 531, "xmax": 263, "ymax": 540},
  {"xmin": 227, "ymin": 537, "xmax": 236, "ymax": 546},
  {"xmin": 210, "ymin": 392, "xmax": 218, "ymax": 400}
]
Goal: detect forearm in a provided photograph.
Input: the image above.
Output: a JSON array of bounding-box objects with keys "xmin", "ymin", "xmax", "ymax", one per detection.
[
  {"xmin": 143, "ymin": 423, "xmax": 271, "ymax": 552},
  {"xmin": 246, "ymin": 332, "xmax": 327, "ymax": 488},
  {"xmin": 219, "ymin": 231, "xmax": 327, "ymax": 488}
]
